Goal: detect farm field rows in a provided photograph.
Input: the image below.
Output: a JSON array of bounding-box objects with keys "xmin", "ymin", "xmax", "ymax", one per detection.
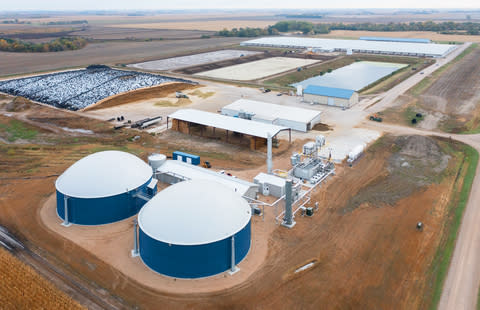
[
  {"xmin": 0, "ymin": 37, "xmax": 244, "ymax": 77},
  {"xmin": 0, "ymin": 248, "xmax": 84, "ymax": 310},
  {"xmin": 106, "ymin": 20, "xmax": 279, "ymax": 31},
  {"xmin": 380, "ymin": 44, "xmax": 480, "ymax": 133},
  {"xmin": 70, "ymin": 26, "xmax": 214, "ymax": 40}
]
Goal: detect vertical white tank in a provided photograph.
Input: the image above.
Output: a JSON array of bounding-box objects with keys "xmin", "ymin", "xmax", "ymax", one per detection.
[
  {"xmin": 296, "ymin": 85, "xmax": 303, "ymax": 96},
  {"xmin": 148, "ymin": 154, "xmax": 166, "ymax": 172}
]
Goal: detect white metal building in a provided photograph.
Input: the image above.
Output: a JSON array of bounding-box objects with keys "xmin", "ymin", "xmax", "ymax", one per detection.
[
  {"xmin": 155, "ymin": 160, "xmax": 259, "ymax": 199},
  {"xmin": 221, "ymin": 99, "xmax": 322, "ymax": 132},
  {"xmin": 241, "ymin": 37, "xmax": 457, "ymax": 58},
  {"xmin": 253, "ymin": 172, "xmax": 286, "ymax": 198}
]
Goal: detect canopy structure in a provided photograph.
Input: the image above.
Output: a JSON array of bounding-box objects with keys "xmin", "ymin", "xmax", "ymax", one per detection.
[{"xmin": 167, "ymin": 109, "xmax": 291, "ymax": 150}]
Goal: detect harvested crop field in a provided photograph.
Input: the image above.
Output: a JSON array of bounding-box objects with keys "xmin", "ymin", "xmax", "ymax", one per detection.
[
  {"xmin": 107, "ymin": 19, "xmax": 279, "ymax": 31},
  {"xmin": 0, "ymin": 37, "xmax": 244, "ymax": 76},
  {"xmin": 320, "ymin": 30, "xmax": 480, "ymax": 43},
  {"xmin": 129, "ymin": 49, "xmax": 261, "ymax": 71},
  {"xmin": 381, "ymin": 44, "xmax": 480, "ymax": 132},
  {"xmin": 0, "ymin": 248, "xmax": 84, "ymax": 310},
  {"xmin": 0, "ymin": 67, "xmax": 194, "ymax": 110},
  {"xmin": 70, "ymin": 26, "xmax": 215, "ymax": 40},
  {"xmin": 416, "ymin": 45, "xmax": 480, "ymax": 132},
  {"xmin": 196, "ymin": 57, "xmax": 319, "ymax": 81}
]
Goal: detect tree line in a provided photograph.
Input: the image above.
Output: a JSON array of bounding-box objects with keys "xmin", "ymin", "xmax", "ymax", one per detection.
[
  {"xmin": 43, "ymin": 20, "xmax": 88, "ymax": 25},
  {"xmin": 0, "ymin": 37, "xmax": 88, "ymax": 53},
  {"xmin": 1, "ymin": 19, "xmax": 31, "ymax": 24},
  {"xmin": 217, "ymin": 20, "xmax": 480, "ymax": 37}
]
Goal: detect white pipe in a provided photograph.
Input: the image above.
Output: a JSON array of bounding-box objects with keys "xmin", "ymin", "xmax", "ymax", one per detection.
[
  {"xmin": 230, "ymin": 235, "xmax": 235, "ymax": 272},
  {"xmin": 62, "ymin": 195, "xmax": 71, "ymax": 227},
  {"xmin": 131, "ymin": 219, "xmax": 139, "ymax": 257},
  {"xmin": 267, "ymin": 133, "xmax": 273, "ymax": 174}
]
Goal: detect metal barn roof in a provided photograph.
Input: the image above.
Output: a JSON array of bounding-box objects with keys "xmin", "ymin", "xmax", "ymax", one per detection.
[
  {"xmin": 138, "ymin": 179, "xmax": 252, "ymax": 245},
  {"xmin": 241, "ymin": 37, "xmax": 456, "ymax": 57},
  {"xmin": 156, "ymin": 160, "xmax": 257, "ymax": 196},
  {"xmin": 222, "ymin": 99, "xmax": 321, "ymax": 124},
  {"xmin": 55, "ymin": 151, "xmax": 152, "ymax": 199},
  {"xmin": 359, "ymin": 37, "xmax": 431, "ymax": 43},
  {"xmin": 168, "ymin": 109, "xmax": 289, "ymax": 139},
  {"xmin": 304, "ymin": 85, "xmax": 356, "ymax": 99}
]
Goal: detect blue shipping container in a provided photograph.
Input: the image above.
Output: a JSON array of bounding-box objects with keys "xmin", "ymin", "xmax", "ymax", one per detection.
[{"xmin": 172, "ymin": 151, "xmax": 200, "ymax": 165}]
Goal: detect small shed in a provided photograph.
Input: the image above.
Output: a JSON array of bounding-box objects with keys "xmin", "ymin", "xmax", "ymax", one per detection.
[
  {"xmin": 253, "ymin": 172, "xmax": 286, "ymax": 198},
  {"xmin": 303, "ymin": 85, "xmax": 358, "ymax": 108}
]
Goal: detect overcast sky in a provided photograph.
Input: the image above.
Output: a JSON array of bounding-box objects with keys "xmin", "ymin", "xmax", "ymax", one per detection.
[{"xmin": 2, "ymin": 0, "xmax": 479, "ymax": 11}]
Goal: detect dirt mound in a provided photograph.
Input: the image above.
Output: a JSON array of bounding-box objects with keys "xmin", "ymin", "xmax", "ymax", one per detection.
[
  {"xmin": 395, "ymin": 135, "xmax": 442, "ymax": 159},
  {"xmin": 344, "ymin": 135, "xmax": 450, "ymax": 212},
  {"xmin": 391, "ymin": 135, "xmax": 450, "ymax": 174},
  {"xmin": 6, "ymin": 97, "xmax": 32, "ymax": 112},
  {"xmin": 312, "ymin": 123, "xmax": 332, "ymax": 131}
]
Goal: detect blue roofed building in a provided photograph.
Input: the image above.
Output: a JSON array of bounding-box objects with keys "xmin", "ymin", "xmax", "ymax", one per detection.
[{"xmin": 303, "ymin": 85, "xmax": 359, "ymax": 108}]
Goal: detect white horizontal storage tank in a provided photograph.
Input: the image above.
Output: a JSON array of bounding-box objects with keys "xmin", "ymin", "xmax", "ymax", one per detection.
[{"xmin": 348, "ymin": 145, "xmax": 365, "ymax": 162}]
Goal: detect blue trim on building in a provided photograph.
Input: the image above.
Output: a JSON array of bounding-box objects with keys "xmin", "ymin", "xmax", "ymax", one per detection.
[
  {"xmin": 304, "ymin": 85, "xmax": 355, "ymax": 99},
  {"xmin": 359, "ymin": 36, "xmax": 431, "ymax": 43},
  {"xmin": 56, "ymin": 177, "xmax": 155, "ymax": 225},
  {"xmin": 139, "ymin": 220, "xmax": 251, "ymax": 278}
]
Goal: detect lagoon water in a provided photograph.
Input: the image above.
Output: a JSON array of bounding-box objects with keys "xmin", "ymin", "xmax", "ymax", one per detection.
[{"xmin": 293, "ymin": 61, "xmax": 408, "ymax": 91}]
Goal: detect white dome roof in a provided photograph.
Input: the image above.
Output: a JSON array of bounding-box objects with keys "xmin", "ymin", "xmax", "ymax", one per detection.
[
  {"xmin": 138, "ymin": 179, "xmax": 252, "ymax": 245},
  {"xmin": 56, "ymin": 151, "xmax": 152, "ymax": 198}
]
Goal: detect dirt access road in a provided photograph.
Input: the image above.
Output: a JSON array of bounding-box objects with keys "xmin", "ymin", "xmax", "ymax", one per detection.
[{"xmin": 362, "ymin": 122, "xmax": 480, "ymax": 310}]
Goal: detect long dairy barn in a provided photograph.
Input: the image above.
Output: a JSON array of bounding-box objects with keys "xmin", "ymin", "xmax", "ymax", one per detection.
[{"xmin": 241, "ymin": 37, "xmax": 457, "ymax": 57}]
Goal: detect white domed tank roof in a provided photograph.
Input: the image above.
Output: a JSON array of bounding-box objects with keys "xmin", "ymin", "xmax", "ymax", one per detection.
[
  {"xmin": 56, "ymin": 150, "xmax": 152, "ymax": 199},
  {"xmin": 138, "ymin": 179, "xmax": 252, "ymax": 245}
]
